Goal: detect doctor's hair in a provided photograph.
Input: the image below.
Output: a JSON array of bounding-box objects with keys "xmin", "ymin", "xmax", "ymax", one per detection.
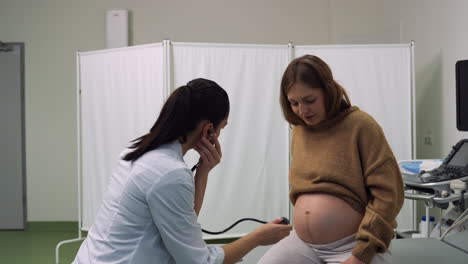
[
  {"xmin": 123, "ymin": 78, "xmax": 230, "ymax": 162},
  {"xmin": 279, "ymin": 55, "xmax": 351, "ymax": 126}
]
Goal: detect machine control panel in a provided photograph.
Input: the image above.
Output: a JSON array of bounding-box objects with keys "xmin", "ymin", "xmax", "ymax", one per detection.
[{"xmin": 418, "ymin": 139, "xmax": 468, "ymax": 183}]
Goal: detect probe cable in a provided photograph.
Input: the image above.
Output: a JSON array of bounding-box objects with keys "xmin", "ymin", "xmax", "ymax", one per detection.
[
  {"xmin": 191, "ymin": 163, "xmax": 289, "ymax": 235},
  {"xmin": 202, "ymin": 218, "xmax": 268, "ymax": 235}
]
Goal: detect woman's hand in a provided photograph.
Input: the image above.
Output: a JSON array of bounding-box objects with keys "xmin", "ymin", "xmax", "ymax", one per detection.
[
  {"xmin": 193, "ymin": 134, "xmax": 221, "ymax": 215},
  {"xmin": 193, "ymin": 133, "xmax": 222, "ymax": 174},
  {"xmin": 342, "ymin": 255, "xmax": 365, "ymax": 264},
  {"xmin": 250, "ymin": 218, "xmax": 292, "ymax": 246}
]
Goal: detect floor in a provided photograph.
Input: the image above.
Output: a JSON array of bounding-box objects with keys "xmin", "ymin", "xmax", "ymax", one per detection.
[
  {"xmin": 0, "ymin": 229, "xmax": 266, "ymax": 264},
  {"xmin": 0, "ymin": 224, "xmax": 237, "ymax": 264},
  {"xmin": 0, "ymin": 229, "xmax": 82, "ymax": 264}
]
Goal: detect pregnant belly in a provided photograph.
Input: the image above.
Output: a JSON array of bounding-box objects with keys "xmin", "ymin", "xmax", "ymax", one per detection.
[{"xmin": 293, "ymin": 193, "xmax": 363, "ymax": 244}]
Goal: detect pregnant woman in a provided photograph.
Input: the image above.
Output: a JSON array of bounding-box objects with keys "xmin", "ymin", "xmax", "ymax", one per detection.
[{"xmin": 258, "ymin": 55, "xmax": 404, "ymax": 264}]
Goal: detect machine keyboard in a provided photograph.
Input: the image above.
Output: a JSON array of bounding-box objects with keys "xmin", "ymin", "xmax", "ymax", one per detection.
[{"xmin": 420, "ymin": 168, "xmax": 467, "ymax": 183}]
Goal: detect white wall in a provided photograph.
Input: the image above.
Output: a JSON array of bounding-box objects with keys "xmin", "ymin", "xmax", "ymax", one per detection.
[
  {"xmin": 2, "ymin": 0, "xmax": 468, "ymax": 221},
  {"xmin": 330, "ymin": 0, "xmax": 382, "ymax": 44},
  {"xmin": 0, "ymin": 0, "xmax": 330, "ymax": 221},
  {"xmin": 329, "ymin": 0, "xmax": 468, "ymax": 221},
  {"xmin": 329, "ymin": 0, "xmax": 401, "ymax": 44},
  {"xmin": 329, "ymin": 0, "xmax": 468, "ymax": 158},
  {"xmin": 399, "ymin": 0, "xmax": 468, "ymax": 158}
]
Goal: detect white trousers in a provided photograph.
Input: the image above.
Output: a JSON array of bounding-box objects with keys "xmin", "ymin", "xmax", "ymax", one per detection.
[{"xmin": 257, "ymin": 230, "xmax": 392, "ymax": 264}]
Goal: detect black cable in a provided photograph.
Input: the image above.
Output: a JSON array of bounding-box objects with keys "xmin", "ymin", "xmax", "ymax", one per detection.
[
  {"xmin": 460, "ymin": 191, "xmax": 466, "ymax": 212},
  {"xmin": 202, "ymin": 217, "xmax": 290, "ymax": 235},
  {"xmin": 191, "ymin": 164, "xmax": 290, "ymax": 235},
  {"xmin": 202, "ymin": 218, "xmax": 268, "ymax": 235},
  {"xmin": 191, "ymin": 162, "xmax": 200, "ymax": 172}
]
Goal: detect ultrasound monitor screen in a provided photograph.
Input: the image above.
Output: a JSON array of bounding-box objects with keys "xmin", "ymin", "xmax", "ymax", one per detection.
[
  {"xmin": 448, "ymin": 142, "xmax": 468, "ymax": 167},
  {"xmin": 456, "ymin": 60, "xmax": 468, "ymax": 131}
]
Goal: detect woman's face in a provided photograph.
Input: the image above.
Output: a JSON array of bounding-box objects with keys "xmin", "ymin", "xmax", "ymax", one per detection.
[
  {"xmin": 213, "ymin": 118, "xmax": 228, "ymax": 139},
  {"xmin": 287, "ymin": 83, "xmax": 326, "ymax": 126}
]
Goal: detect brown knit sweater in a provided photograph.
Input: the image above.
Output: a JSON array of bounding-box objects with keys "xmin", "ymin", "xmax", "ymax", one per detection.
[{"xmin": 289, "ymin": 106, "xmax": 404, "ymax": 264}]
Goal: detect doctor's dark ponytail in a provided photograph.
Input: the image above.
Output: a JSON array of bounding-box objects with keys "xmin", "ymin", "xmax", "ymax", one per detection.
[{"xmin": 123, "ymin": 78, "xmax": 230, "ymax": 162}]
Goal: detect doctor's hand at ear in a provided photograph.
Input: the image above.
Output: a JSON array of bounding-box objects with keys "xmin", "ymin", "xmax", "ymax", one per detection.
[
  {"xmin": 342, "ymin": 255, "xmax": 365, "ymax": 264},
  {"xmin": 193, "ymin": 129, "xmax": 222, "ymax": 174}
]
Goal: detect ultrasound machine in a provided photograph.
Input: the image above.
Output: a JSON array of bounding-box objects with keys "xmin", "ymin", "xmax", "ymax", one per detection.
[
  {"xmin": 402, "ymin": 139, "xmax": 468, "ymax": 209},
  {"xmin": 400, "ymin": 140, "xmax": 468, "ymax": 238},
  {"xmin": 395, "ymin": 61, "xmax": 468, "ymax": 260}
]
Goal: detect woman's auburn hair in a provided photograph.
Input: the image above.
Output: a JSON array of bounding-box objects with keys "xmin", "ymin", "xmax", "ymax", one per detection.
[{"xmin": 279, "ymin": 55, "xmax": 351, "ymax": 126}]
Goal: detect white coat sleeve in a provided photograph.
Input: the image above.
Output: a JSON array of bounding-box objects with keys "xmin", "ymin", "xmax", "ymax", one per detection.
[{"xmin": 147, "ymin": 168, "xmax": 224, "ymax": 264}]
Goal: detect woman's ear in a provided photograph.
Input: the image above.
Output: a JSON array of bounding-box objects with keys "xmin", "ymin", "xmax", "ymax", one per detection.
[
  {"xmin": 208, "ymin": 126, "xmax": 215, "ymax": 137},
  {"xmin": 201, "ymin": 122, "xmax": 215, "ymax": 142}
]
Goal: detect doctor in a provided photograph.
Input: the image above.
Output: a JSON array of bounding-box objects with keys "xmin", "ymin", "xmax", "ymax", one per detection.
[{"xmin": 73, "ymin": 78, "xmax": 292, "ymax": 264}]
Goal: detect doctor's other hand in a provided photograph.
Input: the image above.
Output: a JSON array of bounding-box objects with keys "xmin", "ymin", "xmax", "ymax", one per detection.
[
  {"xmin": 250, "ymin": 218, "xmax": 292, "ymax": 246},
  {"xmin": 342, "ymin": 255, "xmax": 365, "ymax": 264},
  {"xmin": 194, "ymin": 135, "xmax": 222, "ymax": 173}
]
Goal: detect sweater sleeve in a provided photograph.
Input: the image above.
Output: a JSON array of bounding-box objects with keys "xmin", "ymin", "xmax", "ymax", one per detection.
[{"xmin": 352, "ymin": 122, "xmax": 404, "ymax": 263}]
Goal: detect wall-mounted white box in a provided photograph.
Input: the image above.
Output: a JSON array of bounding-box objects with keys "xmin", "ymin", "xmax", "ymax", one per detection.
[{"xmin": 106, "ymin": 9, "xmax": 128, "ymax": 49}]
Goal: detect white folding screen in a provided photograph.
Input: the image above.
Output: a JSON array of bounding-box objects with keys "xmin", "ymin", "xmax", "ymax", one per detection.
[
  {"xmin": 171, "ymin": 43, "xmax": 291, "ymax": 238},
  {"xmin": 77, "ymin": 42, "xmax": 415, "ymax": 237},
  {"xmin": 79, "ymin": 44, "xmax": 166, "ymax": 230},
  {"xmin": 295, "ymin": 44, "xmax": 414, "ymax": 231}
]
